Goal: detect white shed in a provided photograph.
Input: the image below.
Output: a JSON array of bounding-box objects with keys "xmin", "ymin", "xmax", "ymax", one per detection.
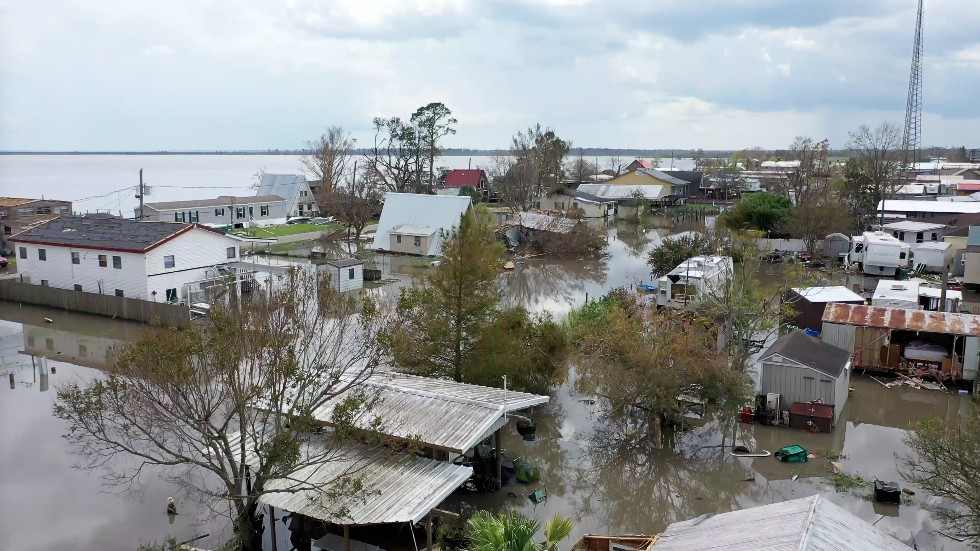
[
  {"xmin": 315, "ymin": 258, "xmax": 363, "ymax": 292},
  {"xmin": 912, "ymin": 241, "xmax": 953, "ymax": 273}
]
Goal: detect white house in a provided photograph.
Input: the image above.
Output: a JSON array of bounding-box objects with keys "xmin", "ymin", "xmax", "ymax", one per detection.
[
  {"xmin": 881, "ymin": 220, "xmax": 945, "ymax": 243},
  {"xmin": 140, "ymin": 195, "xmax": 288, "ymax": 227},
  {"xmin": 10, "ymin": 214, "xmax": 246, "ymax": 303},
  {"xmin": 372, "ymin": 193, "xmax": 471, "ymax": 257},
  {"xmin": 314, "ymin": 258, "xmax": 364, "ymax": 292},
  {"xmin": 256, "ymin": 174, "xmax": 319, "ymax": 219}
]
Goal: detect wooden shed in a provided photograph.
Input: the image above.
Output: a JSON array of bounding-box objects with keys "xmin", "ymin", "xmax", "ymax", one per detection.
[
  {"xmin": 759, "ymin": 331, "xmax": 852, "ymax": 425},
  {"xmin": 785, "ymin": 286, "xmax": 865, "ymax": 333}
]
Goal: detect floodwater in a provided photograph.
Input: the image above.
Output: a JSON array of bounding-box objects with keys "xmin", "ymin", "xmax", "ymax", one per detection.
[{"xmin": 0, "ymin": 217, "xmax": 973, "ymax": 550}]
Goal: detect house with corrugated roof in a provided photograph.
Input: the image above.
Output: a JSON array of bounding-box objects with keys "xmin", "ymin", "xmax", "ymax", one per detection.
[
  {"xmin": 604, "ymin": 168, "xmax": 691, "ymax": 197},
  {"xmin": 372, "ymin": 193, "xmax": 471, "ymax": 256},
  {"xmin": 535, "ymin": 188, "xmax": 616, "ymax": 218},
  {"xmin": 255, "ymin": 174, "xmax": 319, "ymax": 219}
]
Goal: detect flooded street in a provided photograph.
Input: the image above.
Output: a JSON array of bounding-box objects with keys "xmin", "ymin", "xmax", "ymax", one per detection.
[{"xmin": 0, "ymin": 218, "xmax": 973, "ymax": 550}]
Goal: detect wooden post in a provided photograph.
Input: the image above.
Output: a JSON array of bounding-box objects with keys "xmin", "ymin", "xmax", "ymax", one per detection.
[
  {"xmin": 494, "ymin": 429, "xmax": 502, "ymax": 489},
  {"xmin": 344, "ymin": 525, "xmax": 351, "ymax": 551},
  {"xmin": 269, "ymin": 505, "xmax": 278, "ymax": 551},
  {"xmin": 426, "ymin": 515, "xmax": 434, "ymax": 551}
]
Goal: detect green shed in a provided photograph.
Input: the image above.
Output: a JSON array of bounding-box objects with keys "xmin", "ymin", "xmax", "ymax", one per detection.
[{"xmin": 775, "ymin": 445, "xmax": 808, "ymax": 463}]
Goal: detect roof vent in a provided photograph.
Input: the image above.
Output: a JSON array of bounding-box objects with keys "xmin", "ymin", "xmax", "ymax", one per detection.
[{"xmin": 890, "ymin": 284, "xmax": 906, "ymax": 291}]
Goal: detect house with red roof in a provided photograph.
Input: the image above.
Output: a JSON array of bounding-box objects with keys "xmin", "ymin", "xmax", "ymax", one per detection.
[
  {"xmin": 625, "ymin": 159, "xmax": 654, "ymax": 172},
  {"xmin": 442, "ymin": 169, "xmax": 490, "ymax": 190}
]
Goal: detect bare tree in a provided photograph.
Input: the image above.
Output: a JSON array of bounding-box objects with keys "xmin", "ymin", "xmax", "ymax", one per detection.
[
  {"xmin": 565, "ymin": 153, "xmax": 599, "ymax": 183},
  {"xmin": 325, "ymin": 164, "xmax": 383, "ymax": 241},
  {"xmin": 367, "ymin": 116, "xmax": 422, "ymax": 193},
  {"xmin": 847, "ymin": 122, "xmax": 903, "ymax": 224},
  {"xmin": 301, "ymin": 126, "xmax": 356, "ymax": 200},
  {"xmin": 410, "ymin": 102, "xmax": 457, "ymax": 190},
  {"xmin": 497, "ymin": 125, "xmax": 570, "ymax": 213},
  {"xmin": 53, "ymin": 269, "xmax": 391, "ymax": 551},
  {"xmin": 606, "ymin": 156, "xmax": 629, "ymax": 176}
]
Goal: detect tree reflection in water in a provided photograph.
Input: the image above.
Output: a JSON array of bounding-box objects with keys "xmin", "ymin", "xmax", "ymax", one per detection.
[{"xmin": 503, "ymin": 259, "xmax": 606, "ymax": 312}]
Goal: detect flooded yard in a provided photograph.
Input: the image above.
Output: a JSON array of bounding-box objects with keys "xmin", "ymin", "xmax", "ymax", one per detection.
[{"xmin": 0, "ymin": 218, "xmax": 974, "ymax": 550}]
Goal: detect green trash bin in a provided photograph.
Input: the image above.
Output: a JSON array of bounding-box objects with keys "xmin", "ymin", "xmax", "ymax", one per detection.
[{"xmin": 775, "ymin": 445, "xmax": 808, "ymax": 463}]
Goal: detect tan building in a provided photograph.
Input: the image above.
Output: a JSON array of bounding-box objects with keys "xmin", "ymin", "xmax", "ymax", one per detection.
[
  {"xmin": 387, "ymin": 225, "xmax": 436, "ymax": 255},
  {"xmin": 604, "ymin": 168, "xmax": 691, "ymax": 196},
  {"xmin": 535, "ymin": 189, "xmax": 616, "ymax": 218},
  {"xmin": 1, "ymin": 197, "xmax": 73, "ymax": 253}
]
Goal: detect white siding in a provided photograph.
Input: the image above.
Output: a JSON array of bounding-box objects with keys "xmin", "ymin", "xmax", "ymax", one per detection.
[
  {"xmin": 964, "ymin": 337, "xmax": 980, "ymax": 381},
  {"xmin": 143, "ymin": 229, "xmax": 242, "ymax": 301},
  {"xmin": 14, "ymin": 242, "xmax": 148, "ymax": 298},
  {"xmin": 318, "ymin": 264, "xmax": 363, "ymax": 292},
  {"xmin": 144, "ymin": 200, "xmax": 288, "ymax": 226}
]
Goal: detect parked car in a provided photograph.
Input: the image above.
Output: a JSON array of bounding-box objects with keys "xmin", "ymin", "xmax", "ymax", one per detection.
[
  {"xmin": 286, "ymin": 216, "xmax": 312, "ymax": 225},
  {"xmin": 310, "ymin": 216, "xmax": 335, "ymax": 225},
  {"xmin": 0, "ymin": 256, "xmax": 7, "ymax": 268}
]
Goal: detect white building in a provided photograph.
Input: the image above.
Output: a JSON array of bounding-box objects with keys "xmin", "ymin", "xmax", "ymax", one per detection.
[
  {"xmin": 140, "ymin": 195, "xmax": 288, "ymax": 227},
  {"xmin": 848, "ymin": 231, "xmax": 911, "ymax": 276},
  {"xmin": 314, "ymin": 258, "xmax": 364, "ymax": 292},
  {"xmin": 256, "ymin": 174, "xmax": 319, "ymax": 218},
  {"xmin": 10, "ymin": 214, "xmax": 246, "ymax": 303},
  {"xmin": 372, "ymin": 193, "xmax": 471, "ymax": 257},
  {"xmin": 655, "ymin": 255, "xmax": 734, "ymax": 309},
  {"xmin": 881, "ymin": 220, "xmax": 945, "ymax": 243}
]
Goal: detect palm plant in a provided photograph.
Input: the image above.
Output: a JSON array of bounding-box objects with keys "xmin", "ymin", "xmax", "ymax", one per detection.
[{"xmin": 466, "ymin": 510, "xmax": 574, "ymax": 551}]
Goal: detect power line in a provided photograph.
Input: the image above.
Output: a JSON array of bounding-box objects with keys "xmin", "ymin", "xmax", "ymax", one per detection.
[{"xmin": 73, "ymin": 185, "xmax": 138, "ymax": 203}]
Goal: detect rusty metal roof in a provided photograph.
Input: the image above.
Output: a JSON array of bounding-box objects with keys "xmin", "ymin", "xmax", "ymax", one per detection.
[
  {"xmin": 822, "ymin": 303, "xmax": 980, "ymax": 337},
  {"xmin": 0, "ymin": 197, "xmax": 36, "ymax": 207}
]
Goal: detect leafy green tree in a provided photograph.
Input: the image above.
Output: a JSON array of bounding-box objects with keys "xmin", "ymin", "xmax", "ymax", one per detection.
[
  {"xmin": 467, "ymin": 511, "xmax": 574, "ymax": 551},
  {"xmin": 836, "ymin": 157, "xmax": 878, "ymax": 234},
  {"xmin": 459, "ymin": 185, "xmax": 482, "ymax": 202},
  {"xmin": 389, "ymin": 210, "xmax": 567, "ymax": 392},
  {"xmin": 721, "ymin": 192, "xmax": 791, "ymax": 234},
  {"xmin": 899, "ymin": 402, "xmax": 980, "ymax": 546},
  {"xmin": 647, "ymin": 233, "xmax": 713, "ymax": 277},
  {"xmin": 54, "ymin": 270, "xmax": 390, "ymax": 551}
]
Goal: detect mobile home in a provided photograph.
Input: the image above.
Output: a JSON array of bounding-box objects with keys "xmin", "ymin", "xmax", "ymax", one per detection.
[
  {"xmin": 655, "ymin": 256, "xmax": 733, "ymax": 309},
  {"xmin": 911, "ymin": 241, "xmax": 954, "ymax": 273},
  {"xmin": 848, "ymin": 231, "xmax": 911, "ymax": 276}
]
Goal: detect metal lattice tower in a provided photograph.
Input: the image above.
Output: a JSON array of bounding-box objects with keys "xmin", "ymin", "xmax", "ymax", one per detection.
[{"xmin": 902, "ymin": 0, "xmax": 924, "ymax": 168}]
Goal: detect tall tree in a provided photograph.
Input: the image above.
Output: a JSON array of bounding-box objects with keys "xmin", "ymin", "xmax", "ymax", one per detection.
[
  {"xmin": 301, "ymin": 126, "xmax": 356, "ymax": 199},
  {"xmin": 721, "ymin": 192, "xmax": 792, "ymax": 234},
  {"xmin": 367, "ymin": 116, "xmax": 422, "ymax": 193},
  {"xmin": 410, "ymin": 102, "xmax": 457, "ymax": 191},
  {"xmin": 388, "ymin": 210, "xmax": 566, "ymax": 392},
  {"xmin": 847, "ymin": 122, "xmax": 903, "ymax": 224},
  {"xmin": 498, "ymin": 125, "xmax": 570, "ymax": 213},
  {"xmin": 324, "ymin": 164, "xmax": 382, "ymax": 241},
  {"xmin": 836, "ymin": 158, "xmax": 878, "ymax": 233},
  {"xmin": 565, "ymin": 153, "xmax": 599, "ymax": 183},
  {"xmin": 53, "ymin": 270, "xmax": 390, "ymax": 551}
]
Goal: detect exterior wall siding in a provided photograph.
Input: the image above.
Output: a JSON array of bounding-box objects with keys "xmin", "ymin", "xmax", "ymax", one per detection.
[
  {"xmin": 388, "ymin": 233, "xmax": 433, "ymax": 255},
  {"xmin": 14, "ymin": 242, "xmax": 148, "ymax": 297},
  {"xmin": 318, "ymin": 264, "xmax": 364, "ymax": 292},
  {"xmin": 821, "ymin": 323, "xmax": 856, "ymax": 352},
  {"xmin": 965, "ymin": 251, "xmax": 980, "ymax": 286},
  {"xmin": 761, "ymin": 357, "xmax": 843, "ymax": 422},
  {"xmin": 144, "ymin": 229, "xmax": 241, "ymax": 302},
  {"xmin": 143, "ymin": 200, "xmax": 288, "ymax": 226}
]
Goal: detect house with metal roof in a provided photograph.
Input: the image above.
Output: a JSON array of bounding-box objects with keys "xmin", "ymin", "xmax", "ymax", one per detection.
[
  {"xmin": 256, "ymin": 174, "xmax": 319, "ymax": 219},
  {"xmin": 602, "ymin": 168, "xmax": 690, "ymax": 197},
  {"xmin": 536, "ymin": 188, "xmax": 616, "ymax": 218},
  {"xmin": 140, "ymin": 195, "xmax": 287, "ymax": 227},
  {"xmin": 10, "ymin": 214, "xmax": 249, "ymax": 303},
  {"xmin": 372, "ymin": 193, "xmax": 471, "ymax": 256},
  {"xmin": 881, "ymin": 220, "xmax": 945, "ymax": 243},
  {"xmin": 759, "ymin": 331, "xmax": 852, "ymax": 425},
  {"xmin": 651, "ymin": 494, "xmax": 913, "ymax": 550},
  {"xmin": 821, "ymin": 302, "xmax": 980, "ymax": 381}
]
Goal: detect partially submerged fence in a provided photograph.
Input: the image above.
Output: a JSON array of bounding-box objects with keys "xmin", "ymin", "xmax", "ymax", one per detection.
[{"xmin": 0, "ymin": 280, "xmax": 190, "ymax": 328}]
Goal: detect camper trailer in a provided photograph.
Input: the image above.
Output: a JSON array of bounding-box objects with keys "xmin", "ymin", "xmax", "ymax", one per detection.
[
  {"xmin": 871, "ymin": 278, "xmax": 962, "ymax": 313},
  {"xmin": 848, "ymin": 231, "xmax": 911, "ymax": 276},
  {"xmin": 656, "ymin": 256, "xmax": 733, "ymax": 309}
]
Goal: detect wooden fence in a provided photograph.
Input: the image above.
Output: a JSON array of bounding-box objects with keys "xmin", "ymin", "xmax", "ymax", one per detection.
[{"xmin": 0, "ymin": 280, "xmax": 190, "ymax": 328}]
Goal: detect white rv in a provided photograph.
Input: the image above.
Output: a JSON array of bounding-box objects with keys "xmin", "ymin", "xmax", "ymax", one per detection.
[
  {"xmin": 847, "ymin": 231, "xmax": 911, "ymax": 276},
  {"xmin": 656, "ymin": 255, "xmax": 734, "ymax": 308}
]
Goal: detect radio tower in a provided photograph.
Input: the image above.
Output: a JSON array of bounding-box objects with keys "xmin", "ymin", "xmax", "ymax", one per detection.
[{"xmin": 902, "ymin": 0, "xmax": 924, "ymax": 170}]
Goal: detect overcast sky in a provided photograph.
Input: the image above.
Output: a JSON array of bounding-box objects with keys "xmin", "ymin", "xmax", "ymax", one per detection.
[{"xmin": 2, "ymin": 0, "xmax": 978, "ymax": 151}]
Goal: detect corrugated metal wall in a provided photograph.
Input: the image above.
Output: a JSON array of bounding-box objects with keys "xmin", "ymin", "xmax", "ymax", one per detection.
[
  {"xmin": 821, "ymin": 323, "xmax": 855, "ymax": 352},
  {"xmin": 761, "ymin": 358, "xmax": 840, "ymax": 412}
]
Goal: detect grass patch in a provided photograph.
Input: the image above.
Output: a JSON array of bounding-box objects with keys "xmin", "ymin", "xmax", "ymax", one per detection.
[
  {"xmin": 817, "ymin": 449, "xmax": 848, "ymax": 461},
  {"xmin": 828, "ymin": 471, "xmax": 868, "ymax": 492},
  {"xmin": 233, "ymin": 223, "xmax": 335, "ymax": 238}
]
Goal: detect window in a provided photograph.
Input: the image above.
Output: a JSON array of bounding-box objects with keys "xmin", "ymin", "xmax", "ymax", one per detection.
[
  {"xmin": 190, "ymin": 211, "xmax": 200, "ymax": 223},
  {"xmin": 112, "ymin": 255, "xmax": 122, "ymax": 269},
  {"xmin": 215, "ymin": 208, "xmax": 225, "ymax": 217},
  {"xmin": 236, "ymin": 207, "xmax": 245, "ymax": 219},
  {"xmin": 165, "ymin": 288, "xmax": 177, "ymax": 303},
  {"xmin": 98, "ymin": 254, "xmax": 107, "ymax": 267},
  {"xmin": 348, "ymin": 268, "xmax": 355, "ymax": 280},
  {"xmin": 18, "ymin": 207, "xmax": 32, "ymax": 215},
  {"xmin": 73, "ymin": 284, "xmax": 83, "ymax": 292},
  {"xmin": 36, "ymin": 206, "xmax": 52, "ymax": 215},
  {"xmin": 900, "ymin": 252, "xmax": 907, "ymax": 260},
  {"xmin": 414, "ymin": 236, "xmax": 421, "ymax": 247},
  {"xmin": 248, "ymin": 206, "xmax": 254, "ymax": 218},
  {"xmin": 45, "ymin": 338, "xmax": 54, "ymax": 350},
  {"xmin": 79, "ymin": 344, "xmax": 88, "ymax": 357},
  {"xmin": 27, "ymin": 335, "xmax": 35, "ymax": 347},
  {"xmin": 931, "ymin": 233, "xmax": 938, "ymax": 241},
  {"xmin": 396, "ymin": 235, "xmax": 402, "ymax": 244},
  {"xmin": 898, "ymin": 232, "xmax": 905, "ymax": 241},
  {"xmin": 71, "ymin": 252, "xmax": 80, "ymax": 264},
  {"xmin": 916, "ymin": 232, "xmax": 924, "ymax": 243},
  {"xmin": 300, "ymin": 190, "xmax": 308, "ymax": 197},
  {"xmin": 164, "ymin": 255, "xmax": 175, "ymax": 269},
  {"xmin": 260, "ymin": 205, "xmax": 269, "ymax": 216},
  {"xmin": 38, "ymin": 248, "xmax": 47, "ymax": 261},
  {"xmin": 58, "ymin": 206, "xmax": 69, "ymax": 214},
  {"xmin": 40, "ymin": 279, "xmax": 49, "ymax": 287},
  {"xmin": 226, "ymin": 246, "xmax": 237, "ymax": 259},
  {"xmin": 19, "ymin": 247, "xmax": 26, "ymax": 259},
  {"xmin": 115, "ymin": 289, "xmax": 124, "ymax": 297}
]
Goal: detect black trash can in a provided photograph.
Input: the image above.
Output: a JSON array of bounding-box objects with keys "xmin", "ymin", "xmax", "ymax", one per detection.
[{"xmin": 874, "ymin": 480, "xmax": 901, "ymax": 504}]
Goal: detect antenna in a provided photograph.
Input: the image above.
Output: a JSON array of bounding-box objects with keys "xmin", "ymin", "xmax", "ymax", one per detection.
[{"xmin": 901, "ymin": 0, "xmax": 924, "ymax": 172}]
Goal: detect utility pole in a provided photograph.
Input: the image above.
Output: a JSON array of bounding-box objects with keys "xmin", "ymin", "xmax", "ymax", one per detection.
[{"xmin": 136, "ymin": 168, "xmax": 145, "ymax": 220}]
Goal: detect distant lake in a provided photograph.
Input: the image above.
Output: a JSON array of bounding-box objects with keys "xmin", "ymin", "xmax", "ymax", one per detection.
[{"xmin": 0, "ymin": 154, "xmax": 694, "ymax": 216}]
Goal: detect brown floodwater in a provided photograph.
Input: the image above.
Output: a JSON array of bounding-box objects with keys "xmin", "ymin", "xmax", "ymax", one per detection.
[{"xmin": 0, "ymin": 219, "xmax": 973, "ymax": 550}]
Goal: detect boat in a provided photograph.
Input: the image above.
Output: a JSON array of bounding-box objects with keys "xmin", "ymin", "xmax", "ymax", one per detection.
[
  {"xmin": 636, "ymin": 283, "xmax": 657, "ymax": 294},
  {"xmin": 730, "ymin": 445, "xmax": 771, "ymax": 458}
]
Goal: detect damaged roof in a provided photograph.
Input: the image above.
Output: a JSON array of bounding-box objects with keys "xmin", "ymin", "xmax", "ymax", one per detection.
[{"xmin": 822, "ymin": 303, "xmax": 980, "ymax": 337}]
